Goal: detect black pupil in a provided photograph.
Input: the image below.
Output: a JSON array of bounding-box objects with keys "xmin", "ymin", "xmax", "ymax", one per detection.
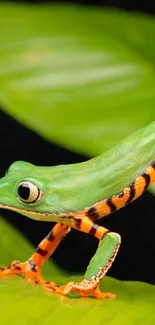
[{"xmin": 18, "ymin": 184, "xmax": 30, "ymax": 200}]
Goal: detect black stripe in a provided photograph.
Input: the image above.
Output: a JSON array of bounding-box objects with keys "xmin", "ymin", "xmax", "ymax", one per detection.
[
  {"xmin": 151, "ymin": 161, "xmax": 155, "ymax": 170},
  {"xmin": 29, "ymin": 260, "xmax": 37, "ymax": 272},
  {"xmin": 86, "ymin": 207, "xmax": 100, "ymax": 221},
  {"xmin": 143, "ymin": 173, "xmax": 151, "ymax": 191},
  {"xmin": 101, "ymin": 230, "xmax": 110, "ymax": 240},
  {"xmin": 12, "ymin": 266, "xmax": 21, "ymax": 271},
  {"xmin": 74, "ymin": 218, "xmax": 82, "ymax": 229},
  {"xmin": 126, "ymin": 183, "xmax": 136, "ymax": 205},
  {"xmin": 36, "ymin": 247, "xmax": 47, "ymax": 256},
  {"xmin": 46, "ymin": 232, "xmax": 55, "ymax": 242},
  {"xmin": 9, "ymin": 261, "xmax": 21, "ymax": 271},
  {"xmin": 62, "ymin": 215, "xmax": 72, "ymax": 220},
  {"xmin": 118, "ymin": 190, "xmax": 124, "ymax": 198},
  {"xmin": 106, "ymin": 198, "xmax": 117, "ymax": 213},
  {"xmin": 89, "ymin": 224, "xmax": 99, "ymax": 236}
]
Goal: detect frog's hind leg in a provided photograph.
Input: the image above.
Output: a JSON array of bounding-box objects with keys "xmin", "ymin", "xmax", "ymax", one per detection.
[
  {"xmin": 0, "ymin": 223, "xmax": 70, "ymax": 290},
  {"xmin": 45, "ymin": 217, "xmax": 121, "ymax": 299}
]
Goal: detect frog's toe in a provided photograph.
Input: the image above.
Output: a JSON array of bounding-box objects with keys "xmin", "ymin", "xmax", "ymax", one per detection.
[
  {"xmin": 0, "ymin": 260, "xmax": 24, "ymax": 277},
  {"xmin": 0, "ymin": 260, "xmax": 44, "ymax": 284},
  {"xmin": 46, "ymin": 280, "xmax": 116, "ymax": 299},
  {"xmin": 93, "ymin": 286, "xmax": 116, "ymax": 299}
]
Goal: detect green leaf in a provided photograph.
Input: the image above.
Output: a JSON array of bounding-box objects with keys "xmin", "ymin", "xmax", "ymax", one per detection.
[
  {"xmin": 1, "ymin": 276, "xmax": 155, "ymax": 325},
  {"xmin": 0, "ymin": 4, "xmax": 155, "ymax": 155}
]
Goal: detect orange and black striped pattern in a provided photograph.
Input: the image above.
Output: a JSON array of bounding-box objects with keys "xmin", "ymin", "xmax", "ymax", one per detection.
[
  {"xmin": 73, "ymin": 215, "xmax": 110, "ymax": 240},
  {"xmin": 32, "ymin": 223, "xmax": 70, "ymax": 267},
  {"xmin": 73, "ymin": 159, "xmax": 155, "ymax": 224}
]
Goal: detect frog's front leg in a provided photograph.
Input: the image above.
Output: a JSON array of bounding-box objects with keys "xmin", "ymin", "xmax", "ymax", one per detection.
[
  {"xmin": 48, "ymin": 216, "xmax": 121, "ymax": 299},
  {"xmin": 0, "ymin": 223, "xmax": 70, "ymax": 289}
]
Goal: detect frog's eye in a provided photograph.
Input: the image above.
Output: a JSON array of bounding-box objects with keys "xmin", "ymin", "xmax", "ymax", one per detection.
[{"xmin": 17, "ymin": 181, "xmax": 41, "ymax": 203}]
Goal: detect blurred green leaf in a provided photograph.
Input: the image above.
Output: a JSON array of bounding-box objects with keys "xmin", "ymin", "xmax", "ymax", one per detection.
[
  {"xmin": 0, "ymin": 4, "xmax": 155, "ymax": 155},
  {"xmin": 0, "ymin": 217, "xmax": 155, "ymax": 325}
]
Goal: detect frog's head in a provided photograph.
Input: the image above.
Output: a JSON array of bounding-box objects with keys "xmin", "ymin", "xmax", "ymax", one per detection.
[
  {"xmin": 0, "ymin": 160, "xmax": 98, "ymax": 221},
  {"xmin": 0, "ymin": 161, "xmax": 67, "ymax": 221}
]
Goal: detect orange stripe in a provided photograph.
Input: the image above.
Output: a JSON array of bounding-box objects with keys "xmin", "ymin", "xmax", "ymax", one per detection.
[
  {"xmin": 95, "ymin": 227, "xmax": 109, "ymax": 240},
  {"xmin": 133, "ymin": 175, "xmax": 146, "ymax": 200},
  {"xmin": 111, "ymin": 187, "xmax": 130, "ymax": 210},
  {"xmin": 78, "ymin": 217, "xmax": 94, "ymax": 233},
  {"xmin": 95, "ymin": 201, "xmax": 112, "ymax": 217},
  {"xmin": 145, "ymin": 166, "xmax": 155, "ymax": 185}
]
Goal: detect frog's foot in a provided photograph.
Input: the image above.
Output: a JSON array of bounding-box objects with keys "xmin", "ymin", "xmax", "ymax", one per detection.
[
  {"xmin": 45, "ymin": 279, "xmax": 116, "ymax": 299},
  {"xmin": 0, "ymin": 260, "xmax": 59, "ymax": 293},
  {"xmin": 0, "ymin": 260, "xmax": 47, "ymax": 285},
  {"xmin": 0, "ymin": 263, "xmax": 115, "ymax": 298}
]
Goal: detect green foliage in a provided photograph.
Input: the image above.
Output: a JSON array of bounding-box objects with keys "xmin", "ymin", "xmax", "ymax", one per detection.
[{"xmin": 0, "ymin": 4, "xmax": 155, "ymax": 156}]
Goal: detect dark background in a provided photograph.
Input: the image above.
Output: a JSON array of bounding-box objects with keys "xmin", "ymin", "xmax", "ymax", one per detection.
[
  {"xmin": 5, "ymin": 0, "xmax": 155, "ymax": 15},
  {"xmin": 1, "ymin": 0, "xmax": 155, "ymax": 284}
]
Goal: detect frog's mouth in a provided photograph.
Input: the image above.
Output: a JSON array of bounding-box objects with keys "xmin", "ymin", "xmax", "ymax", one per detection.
[
  {"xmin": 0, "ymin": 202, "xmax": 51, "ymax": 221},
  {"xmin": 0, "ymin": 203, "xmax": 74, "ymax": 225}
]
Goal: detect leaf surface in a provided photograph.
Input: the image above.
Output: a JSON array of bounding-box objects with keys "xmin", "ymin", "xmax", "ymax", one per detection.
[{"xmin": 0, "ymin": 5, "xmax": 155, "ymax": 155}]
